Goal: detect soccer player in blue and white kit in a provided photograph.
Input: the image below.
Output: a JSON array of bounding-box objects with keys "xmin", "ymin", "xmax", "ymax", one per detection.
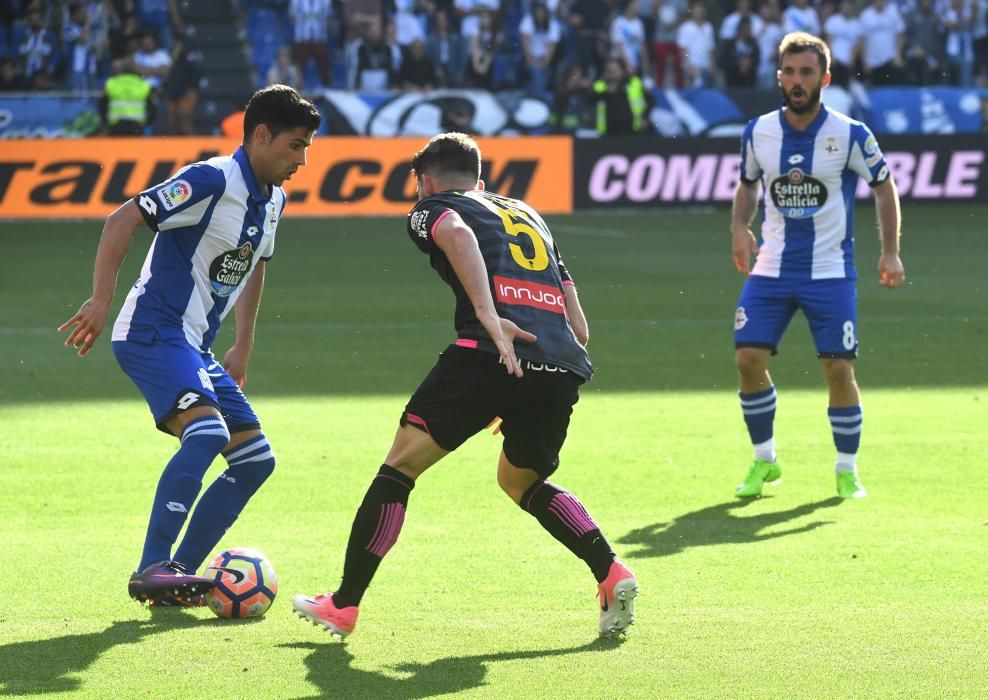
[
  {"xmin": 58, "ymin": 85, "xmax": 320, "ymax": 604},
  {"xmin": 730, "ymin": 33, "xmax": 905, "ymax": 500}
]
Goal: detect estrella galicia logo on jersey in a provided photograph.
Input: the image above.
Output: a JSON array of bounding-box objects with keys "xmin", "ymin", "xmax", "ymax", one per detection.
[
  {"xmin": 158, "ymin": 179, "xmax": 192, "ymax": 211},
  {"xmin": 209, "ymin": 243, "xmax": 254, "ymax": 296},
  {"xmin": 493, "ymin": 275, "xmax": 565, "ymax": 314},
  {"xmin": 770, "ymin": 168, "xmax": 827, "ymax": 219},
  {"xmin": 410, "ymin": 209, "xmax": 429, "ymax": 238}
]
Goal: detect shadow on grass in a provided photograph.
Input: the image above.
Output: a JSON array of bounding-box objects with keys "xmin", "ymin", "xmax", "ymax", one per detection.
[
  {"xmin": 0, "ymin": 609, "xmax": 258, "ymax": 695},
  {"xmin": 618, "ymin": 497, "xmax": 843, "ymax": 558},
  {"xmin": 279, "ymin": 637, "xmax": 624, "ymax": 699}
]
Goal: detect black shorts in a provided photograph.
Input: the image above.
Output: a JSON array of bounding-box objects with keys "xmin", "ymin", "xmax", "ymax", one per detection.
[{"xmin": 401, "ymin": 345, "xmax": 584, "ymax": 479}]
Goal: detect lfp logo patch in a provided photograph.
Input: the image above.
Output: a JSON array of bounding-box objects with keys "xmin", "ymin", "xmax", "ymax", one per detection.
[{"xmin": 158, "ymin": 179, "xmax": 192, "ymax": 211}]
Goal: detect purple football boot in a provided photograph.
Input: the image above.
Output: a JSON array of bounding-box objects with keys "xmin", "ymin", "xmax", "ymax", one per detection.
[{"xmin": 128, "ymin": 561, "xmax": 214, "ymax": 607}]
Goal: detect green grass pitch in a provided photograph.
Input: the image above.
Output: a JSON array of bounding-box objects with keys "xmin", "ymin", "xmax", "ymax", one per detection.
[{"xmin": 1, "ymin": 206, "xmax": 986, "ymax": 698}]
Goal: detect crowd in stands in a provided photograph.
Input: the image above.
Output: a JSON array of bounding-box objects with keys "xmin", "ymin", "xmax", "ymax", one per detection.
[
  {"xmin": 0, "ymin": 0, "xmax": 200, "ymax": 134},
  {"xmin": 243, "ymin": 0, "xmax": 988, "ymax": 98}
]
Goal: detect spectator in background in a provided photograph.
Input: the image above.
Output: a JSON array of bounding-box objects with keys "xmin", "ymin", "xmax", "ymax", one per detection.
[
  {"xmin": 756, "ymin": 0, "xmax": 785, "ymax": 88},
  {"xmin": 0, "ymin": 57, "xmax": 28, "ymax": 91},
  {"xmin": 385, "ymin": 18, "xmax": 404, "ymax": 75},
  {"xmin": 677, "ymin": 1, "xmax": 716, "ymax": 87},
  {"xmin": 653, "ymin": 0, "xmax": 685, "ymax": 86},
  {"xmin": 859, "ymin": 0, "xmax": 905, "ymax": 84},
  {"xmin": 720, "ymin": 15, "xmax": 759, "ymax": 87},
  {"xmin": 17, "ymin": 5, "xmax": 57, "ymax": 90},
  {"xmin": 520, "ymin": 2, "xmax": 561, "ymax": 96},
  {"xmin": 109, "ymin": 11, "xmax": 142, "ymax": 60},
  {"xmin": 351, "ymin": 20, "xmax": 394, "ymax": 90},
  {"xmin": 290, "ymin": 0, "xmax": 332, "ymax": 89},
  {"xmin": 720, "ymin": 0, "xmax": 763, "ymax": 42},
  {"xmin": 463, "ymin": 9, "xmax": 497, "ymax": 89},
  {"xmin": 974, "ymin": 0, "xmax": 988, "ymax": 86},
  {"xmin": 551, "ymin": 63, "xmax": 593, "ymax": 132},
  {"xmin": 135, "ymin": 0, "xmax": 182, "ymax": 51},
  {"xmin": 165, "ymin": 39, "xmax": 201, "ymax": 134},
  {"xmin": 63, "ymin": 2, "xmax": 97, "ymax": 93},
  {"xmin": 454, "ymin": 0, "xmax": 500, "ymax": 39},
  {"xmin": 903, "ymin": 0, "xmax": 944, "ymax": 85},
  {"xmin": 100, "ymin": 56, "xmax": 155, "ymax": 134},
  {"xmin": 943, "ymin": 0, "xmax": 976, "ymax": 86},
  {"xmin": 610, "ymin": 0, "xmax": 650, "ymax": 78},
  {"xmin": 267, "ymin": 45, "xmax": 302, "ymax": 88},
  {"xmin": 397, "ymin": 38, "xmax": 439, "ymax": 90},
  {"xmin": 134, "ymin": 30, "xmax": 171, "ymax": 92},
  {"xmin": 823, "ymin": 0, "xmax": 863, "ymax": 87},
  {"xmin": 393, "ymin": 0, "xmax": 427, "ymax": 46},
  {"xmin": 592, "ymin": 57, "xmax": 650, "ymax": 134},
  {"xmin": 425, "ymin": 10, "xmax": 465, "ymax": 87},
  {"xmin": 569, "ymin": 0, "xmax": 611, "ymax": 79},
  {"xmin": 782, "ymin": 0, "xmax": 820, "ymax": 37}
]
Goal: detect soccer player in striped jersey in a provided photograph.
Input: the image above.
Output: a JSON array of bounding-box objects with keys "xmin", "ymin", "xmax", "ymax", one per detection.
[
  {"xmin": 731, "ymin": 33, "xmax": 905, "ymax": 500},
  {"xmin": 58, "ymin": 85, "xmax": 320, "ymax": 605},
  {"xmin": 293, "ymin": 133, "xmax": 638, "ymax": 639}
]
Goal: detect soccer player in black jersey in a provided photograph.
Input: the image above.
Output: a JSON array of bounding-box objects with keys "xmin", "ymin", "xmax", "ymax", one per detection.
[{"xmin": 293, "ymin": 132, "xmax": 638, "ymax": 639}]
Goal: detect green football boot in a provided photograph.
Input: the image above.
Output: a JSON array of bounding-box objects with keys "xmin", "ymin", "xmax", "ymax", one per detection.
[
  {"xmin": 836, "ymin": 470, "xmax": 867, "ymax": 499},
  {"xmin": 734, "ymin": 459, "xmax": 782, "ymax": 498}
]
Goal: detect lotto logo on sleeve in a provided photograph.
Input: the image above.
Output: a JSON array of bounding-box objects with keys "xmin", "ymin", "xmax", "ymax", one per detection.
[
  {"xmin": 493, "ymin": 275, "xmax": 565, "ymax": 314},
  {"xmin": 158, "ymin": 179, "xmax": 192, "ymax": 211}
]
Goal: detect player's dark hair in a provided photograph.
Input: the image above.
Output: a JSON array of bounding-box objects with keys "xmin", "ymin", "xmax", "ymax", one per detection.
[
  {"xmin": 411, "ymin": 132, "xmax": 481, "ymax": 184},
  {"xmin": 242, "ymin": 84, "xmax": 321, "ymax": 142},
  {"xmin": 778, "ymin": 32, "xmax": 831, "ymax": 74}
]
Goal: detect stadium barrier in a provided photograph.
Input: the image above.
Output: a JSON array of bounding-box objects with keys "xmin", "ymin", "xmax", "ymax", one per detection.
[
  {"xmin": 573, "ymin": 135, "xmax": 988, "ymax": 209},
  {"xmin": 0, "ymin": 136, "xmax": 573, "ymax": 219},
  {"xmin": 0, "ymin": 135, "xmax": 984, "ymax": 218}
]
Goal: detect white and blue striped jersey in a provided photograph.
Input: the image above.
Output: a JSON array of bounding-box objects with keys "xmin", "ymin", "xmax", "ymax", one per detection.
[
  {"xmin": 740, "ymin": 106, "xmax": 890, "ymax": 280},
  {"xmin": 112, "ymin": 147, "xmax": 286, "ymax": 352}
]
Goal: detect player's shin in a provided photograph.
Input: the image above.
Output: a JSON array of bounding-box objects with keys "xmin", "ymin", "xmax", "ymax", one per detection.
[
  {"xmin": 829, "ymin": 405, "xmax": 863, "ymax": 471},
  {"xmin": 520, "ymin": 480, "xmax": 615, "ymax": 582},
  {"xmin": 173, "ymin": 434, "xmax": 276, "ymax": 573},
  {"xmin": 333, "ymin": 464, "xmax": 415, "ymax": 608},
  {"xmin": 740, "ymin": 386, "xmax": 777, "ymax": 462},
  {"xmin": 138, "ymin": 416, "xmax": 230, "ymax": 571}
]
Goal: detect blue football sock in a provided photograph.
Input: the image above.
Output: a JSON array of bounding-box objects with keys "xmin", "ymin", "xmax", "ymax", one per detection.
[
  {"xmin": 137, "ymin": 416, "xmax": 229, "ymax": 571},
  {"xmin": 173, "ymin": 434, "xmax": 275, "ymax": 573},
  {"xmin": 829, "ymin": 405, "xmax": 863, "ymax": 457},
  {"xmin": 740, "ymin": 386, "xmax": 777, "ymax": 447}
]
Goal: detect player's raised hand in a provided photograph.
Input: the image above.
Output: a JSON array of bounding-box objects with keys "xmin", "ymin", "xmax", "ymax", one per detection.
[
  {"xmin": 878, "ymin": 252, "xmax": 905, "ymax": 288},
  {"xmin": 732, "ymin": 227, "xmax": 759, "ymax": 275},
  {"xmin": 58, "ymin": 298, "xmax": 109, "ymax": 357}
]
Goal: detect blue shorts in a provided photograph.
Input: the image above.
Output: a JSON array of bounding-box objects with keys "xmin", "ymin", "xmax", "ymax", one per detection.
[
  {"xmin": 733, "ymin": 275, "xmax": 858, "ymax": 358},
  {"xmin": 112, "ymin": 340, "xmax": 261, "ymax": 434}
]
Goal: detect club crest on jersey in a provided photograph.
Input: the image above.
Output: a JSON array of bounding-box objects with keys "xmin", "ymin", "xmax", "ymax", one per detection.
[
  {"xmin": 158, "ymin": 179, "xmax": 192, "ymax": 211},
  {"xmin": 734, "ymin": 306, "xmax": 748, "ymax": 330},
  {"xmin": 209, "ymin": 245, "xmax": 254, "ymax": 296},
  {"xmin": 825, "ymin": 136, "xmax": 839, "ymax": 153},
  {"xmin": 770, "ymin": 168, "xmax": 827, "ymax": 220},
  {"xmin": 410, "ymin": 209, "xmax": 429, "ymax": 238}
]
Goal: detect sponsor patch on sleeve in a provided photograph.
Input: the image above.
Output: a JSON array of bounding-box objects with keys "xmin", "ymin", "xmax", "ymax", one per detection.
[
  {"xmin": 864, "ymin": 135, "xmax": 879, "ymax": 156},
  {"xmin": 157, "ymin": 179, "xmax": 192, "ymax": 211},
  {"xmin": 409, "ymin": 209, "xmax": 429, "ymax": 239}
]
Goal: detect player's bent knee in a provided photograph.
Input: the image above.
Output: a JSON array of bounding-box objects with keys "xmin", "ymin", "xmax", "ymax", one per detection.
[
  {"xmin": 222, "ymin": 434, "xmax": 276, "ymax": 489},
  {"xmin": 821, "ymin": 358, "xmax": 855, "ymax": 385},
  {"xmin": 180, "ymin": 416, "xmax": 231, "ymax": 456},
  {"xmin": 736, "ymin": 347, "xmax": 769, "ymax": 372}
]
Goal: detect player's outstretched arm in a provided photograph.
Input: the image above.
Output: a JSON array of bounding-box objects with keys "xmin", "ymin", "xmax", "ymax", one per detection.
[
  {"xmin": 432, "ymin": 211, "xmax": 536, "ymax": 378},
  {"xmin": 57, "ymin": 200, "xmax": 143, "ymax": 357},
  {"xmin": 223, "ymin": 259, "xmax": 266, "ymax": 388},
  {"xmin": 873, "ymin": 177, "xmax": 905, "ymax": 288},
  {"xmin": 731, "ymin": 180, "xmax": 760, "ymax": 275}
]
